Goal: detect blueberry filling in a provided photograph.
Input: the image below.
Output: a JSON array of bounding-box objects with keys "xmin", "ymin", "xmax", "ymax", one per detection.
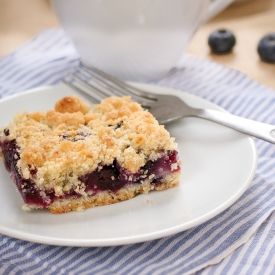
[
  {"xmin": 0, "ymin": 139, "xmax": 56, "ymax": 207},
  {"xmin": 0, "ymin": 139, "xmax": 179, "ymax": 208},
  {"xmin": 61, "ymin": 130, "xmax": 91, "ymax": 142},
  {"xmin": 80, "ymin": 151, "xmax": 179, "ymax": 193},
  {"xmin": 114, "ymin": 121, "xmax": 123, "ymax": 130}
]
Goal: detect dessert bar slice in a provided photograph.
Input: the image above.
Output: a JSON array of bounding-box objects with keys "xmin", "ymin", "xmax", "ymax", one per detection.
[{"xmin": 0, "ymin": 95, "xmax": 181, "ymax": 214}]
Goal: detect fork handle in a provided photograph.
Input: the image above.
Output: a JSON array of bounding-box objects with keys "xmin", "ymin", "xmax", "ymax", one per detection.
[{"xmin": 196, "ymin": 108, "xmax": 275, "ymax": 144}]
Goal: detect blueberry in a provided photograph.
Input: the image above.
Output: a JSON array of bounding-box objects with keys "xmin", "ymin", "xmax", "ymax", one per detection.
[
  {"xmin": 257, "ymin": 33, "xmax": 275, "ymax": 63},
  {"xmin": 208, "ymin": 29, "xmax": 236, "ymax": 54},
  {"xmin": 3, "ymin": 128, "xmax": 9, "ymax": 136}
]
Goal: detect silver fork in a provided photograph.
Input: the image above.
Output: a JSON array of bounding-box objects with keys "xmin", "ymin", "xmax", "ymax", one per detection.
[{"xmin": 64, "ymin": 61, "xmax": 275, "ymax": 144}]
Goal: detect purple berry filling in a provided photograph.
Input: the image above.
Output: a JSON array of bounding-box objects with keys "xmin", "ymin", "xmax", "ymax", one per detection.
[
  {"xmin": 80, "ymin": 151, "xmax": 179, "ymax": 193},
  {"xmin": 0, "ymin": 138, "xmax": 179, "ymax": 208}
]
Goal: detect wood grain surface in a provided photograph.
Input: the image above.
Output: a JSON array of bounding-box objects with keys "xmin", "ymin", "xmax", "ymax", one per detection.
[{"xmin": 187, "ymin": 0, "xmax": 275, "ymax": 89}]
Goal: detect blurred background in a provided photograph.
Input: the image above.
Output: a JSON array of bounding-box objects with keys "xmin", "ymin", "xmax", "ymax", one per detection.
[{"xmin": 0, "ymin": 0, "xmax": 274, "ymax": 89}]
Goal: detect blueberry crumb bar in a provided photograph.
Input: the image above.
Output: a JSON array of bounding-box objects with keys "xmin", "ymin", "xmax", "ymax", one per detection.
[{"xmin": 0, "ymin": 95, "xmax": 181, "ymax": 214}]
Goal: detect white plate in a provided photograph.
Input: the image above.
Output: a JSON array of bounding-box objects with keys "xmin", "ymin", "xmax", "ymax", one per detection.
[{"xmin": 0, "ymin": 83, "xmax": 257, "ymax": 247}]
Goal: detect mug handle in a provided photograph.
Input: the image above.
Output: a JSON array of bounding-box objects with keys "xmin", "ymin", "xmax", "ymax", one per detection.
[{"xmin": 204, "ymin": 0, "xmax": 234, "ymax": 21}]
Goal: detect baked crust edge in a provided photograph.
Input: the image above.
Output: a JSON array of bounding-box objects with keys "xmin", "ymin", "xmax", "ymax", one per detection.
[{"xmin": 24, "ymin": 171, "xmax": 181, "ymax": 214}]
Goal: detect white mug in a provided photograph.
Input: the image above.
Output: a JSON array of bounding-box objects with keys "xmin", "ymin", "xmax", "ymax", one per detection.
[{"xmin": 52, "ymin": 0, "xmax": 233, "ymax": 82}]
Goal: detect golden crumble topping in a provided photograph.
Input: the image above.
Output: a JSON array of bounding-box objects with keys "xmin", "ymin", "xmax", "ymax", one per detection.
[{"xmin": 0, "ymin": 96, "xmax": 177, "ymax": 196}]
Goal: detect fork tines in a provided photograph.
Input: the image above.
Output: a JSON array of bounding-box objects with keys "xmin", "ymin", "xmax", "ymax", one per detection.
[{"xmin": 64, "ymin": 61, "xmax": 156, "ymax": 108}]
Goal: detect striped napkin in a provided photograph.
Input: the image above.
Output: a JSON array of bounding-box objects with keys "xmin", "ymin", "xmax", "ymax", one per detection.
[{"xmin": 1, "ymin": 28, "xmax": 275, "ymax": 275}]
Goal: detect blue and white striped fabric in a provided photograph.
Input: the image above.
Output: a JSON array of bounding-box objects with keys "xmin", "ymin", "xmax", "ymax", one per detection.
[{"xmin": 1, "ymin": 28, "xmax": 275, "ymax": 275}]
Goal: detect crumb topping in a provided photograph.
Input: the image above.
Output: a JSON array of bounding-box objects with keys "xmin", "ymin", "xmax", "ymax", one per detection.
[
  {"xmin": 0, "ymin": 96, "xmax": 177, "ymax": 195},
  {"xmin": 54, "ymin": 95, "xmax": 90, "ymax": 114}
]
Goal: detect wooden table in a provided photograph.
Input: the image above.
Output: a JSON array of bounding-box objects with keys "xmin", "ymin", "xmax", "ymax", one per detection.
[
  {"xmin": 0, "ymin": 0, "xmax": 274, "ymax": 89},
  {"xmin": 187, "ymin": 0, "xmax": 275, "ymax": 89}
]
